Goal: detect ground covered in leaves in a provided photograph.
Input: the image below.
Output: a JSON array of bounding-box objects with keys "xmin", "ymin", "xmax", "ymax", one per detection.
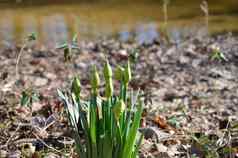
[{"xmin": 0, "ymin": 32, "xmax": 238, "ymax": 157}]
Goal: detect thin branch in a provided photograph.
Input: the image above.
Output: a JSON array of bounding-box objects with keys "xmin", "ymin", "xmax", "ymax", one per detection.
[{"xmin": 15, "ymin": 43, "xmax": 27, "ymax": 80}]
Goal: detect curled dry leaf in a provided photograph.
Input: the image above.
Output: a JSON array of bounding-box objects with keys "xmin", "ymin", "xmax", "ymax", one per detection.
[{"xmin": 153, "ymin": 115, "xmax": 176, "ymax": 132}]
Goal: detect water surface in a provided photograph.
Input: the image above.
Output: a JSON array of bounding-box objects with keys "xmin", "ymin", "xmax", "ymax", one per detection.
[{"xmin": 0, "ymin": 0, "xmax": 237, "ymax": 46}]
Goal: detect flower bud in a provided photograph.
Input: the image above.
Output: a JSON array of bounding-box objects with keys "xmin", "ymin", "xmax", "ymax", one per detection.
[
  {"xmin": 115, "ymin": 65, "xmax": 124, "ymax": 81},
  {"xmin": 113, "ymin": 99, "xmax": 126, "ymax": 121},
  {"xmin": 124, "ymin": 60, "xmax": 132, "ymax": 85},
  {"xmin": 103, "ymin": 60, "xmax": 112, "ymax": 81},
  {"xmin": 105, "ymin": 78, "xmax": 113, "ymax": 98},
  {"xmin": 71, "ymin": 76, "xmax": 81, "ymax": 97},
  {"xmin": 90, "ymin": 65, "xmax": 100, "ymax": 95}
]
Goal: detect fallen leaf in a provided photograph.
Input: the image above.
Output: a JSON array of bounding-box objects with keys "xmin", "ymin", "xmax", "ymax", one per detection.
[{"xmin": 154, "ymin": 116, "xmax": 169, "ymax": 129}]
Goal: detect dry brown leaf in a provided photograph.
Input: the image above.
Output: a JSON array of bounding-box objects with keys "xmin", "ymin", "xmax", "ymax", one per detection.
[
  {"xmin": 153, "ymin": 116, "xmax": 177, "ymax": 132},
  {"xmin": 154, "ymin": 116, "xmax": 169, "ymax": 129}
]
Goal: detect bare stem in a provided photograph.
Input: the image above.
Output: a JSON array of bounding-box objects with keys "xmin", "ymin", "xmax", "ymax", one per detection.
[
  {"xmin": 163, "ymin": 1, "xmax": 168, "ymax": 27},
  {"xmin": 200, "ymin": 1, "xmax": 209, "ymax": 32},
  {"xmin": 15, "ymin": 43, "xmax": 27, "ymax": 80}
]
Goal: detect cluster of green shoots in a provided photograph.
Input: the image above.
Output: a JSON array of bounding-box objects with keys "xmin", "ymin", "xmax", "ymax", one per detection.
[
  {"xmin": 20, "ymin": 88, "xmax": 39, "ymax": 108},
  {"xmin": 56, "ymin": 34, "xmax": 79, "ymax": 62},
  {"xmin": 58, "ymin": 60, "xmax": 143, "ymax": 158},
  {"xmin": 210, "ymin": 45, "xmax": 227, "ymax": 62}
]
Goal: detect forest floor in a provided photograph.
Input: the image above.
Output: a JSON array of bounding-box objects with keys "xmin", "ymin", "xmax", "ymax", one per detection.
[{"xmin": 0, "ymin": 32, "xmax": 238, "ymax": 158}]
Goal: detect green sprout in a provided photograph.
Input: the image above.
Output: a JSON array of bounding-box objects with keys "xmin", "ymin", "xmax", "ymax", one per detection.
[
  {"xmin": 15, "ymin": 32, "xmax": 37, "ymax": 80},
  {"xmin": 167, "ymin": 116, "xmax": 180, "ymax": 128},
  {"xmin": 20, "ymin": 88, "xmax": 39, "ymax": 108},
  {"xmin": 57, "ymin": 34, "xmax": 80, "ymax": 62},
  {"xmin": 27, "ymin": 32, "xmax": 37, "ymax": 41},
  {"xmin": 58, "ymin": 60, "xmax": 143, "ymax": 158},
  {"xmin": 210, "ymin": 45, "xmax": 228, "ymax": 62},
  {"xmin": 129, "ymin": 48, "xmax": 139, "ymax": 68}
]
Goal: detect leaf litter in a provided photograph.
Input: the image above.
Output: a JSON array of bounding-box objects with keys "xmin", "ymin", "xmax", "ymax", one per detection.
[{"xmin": 0, "ymin": 31, "xmax": 238, "ymax": 157}]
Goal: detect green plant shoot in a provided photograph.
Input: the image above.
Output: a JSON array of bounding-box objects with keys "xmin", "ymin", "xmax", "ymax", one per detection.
[{"xmin": 58, "ymin": 60, "xmax": 143, "ymax": 158}]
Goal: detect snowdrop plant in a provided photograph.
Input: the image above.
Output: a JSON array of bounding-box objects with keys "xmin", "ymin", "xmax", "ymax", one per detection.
[{"xmin": 58, "ymin": 60, "xmax": 143, "ymax": 158}]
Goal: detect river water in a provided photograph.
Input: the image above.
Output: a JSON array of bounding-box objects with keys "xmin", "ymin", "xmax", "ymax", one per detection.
[{"xmin": 0, "ymin": 0, "xmax": 237, "ymax": 46}]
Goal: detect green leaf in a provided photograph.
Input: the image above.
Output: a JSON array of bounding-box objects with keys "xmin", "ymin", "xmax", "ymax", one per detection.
[
  {"xmin": 122, "ymin": 99, "xmax": 143, "ymax": 158},
  {"xmin": 89, "ymin": 101, "xmax": 97, "ymax": 158},
  {"xmin": 113, "ymin": 99, "xmax": 126, "ymax": 121},
  {"xmin": 56, "ymin": 42, "xmax": 68, "ymax": 49},
  {"xmin": 57, "ymin": 89, "xmax": 65, "ymax": 100},
  {"xmin": 72, "ymin": 34, "xmax": 78, "ymax": 43},
  {"xmin": 131, "ymin": 132, "xmax": 143, "ymax": 158},
  {"xmin": 20, "ymin": 91, "xmax": 30, "ymax": 107},
  {"xmin": 168, "ymin": 116, "xmax": 180, "ymax": 128},
  {"xmin": 27, "ymin": 32, "xmax": 37, "ymax": 41}
]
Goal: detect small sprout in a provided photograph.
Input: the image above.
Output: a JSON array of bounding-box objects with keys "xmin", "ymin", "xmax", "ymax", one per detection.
[
  {"xmin": 64, "ymin": 45, "xmax": 72, "ymax": 62},
  {"xmin": 129, "ymin": 48, "xmax": 139, "ymax": 64},
  {"xmin": 20, "ymin": 89, "xmax": 39, "ymax": 108},
  {"xmin": 27, "ymin": 32, "xmax": 37, "ymax": 41},
  {"xmin": 167, "ymin": 116, "xmax": 180, "ymax": 128},
  {"xmin": 113, "ymin": 99, "xmax": 126, "ymax": 121},
  {"xmin": 56, "ymin": 34, "xmax": 80, "ymax": 62},
  {"xmin": 124, "ymin": 60, "xmax": 132, "ymax": 85},
  {"xmin": 71, "ymin": 76, "xmax": 81, "ymax": 97},
  {"xmin": 20, "ymin": 91, "xmax": 30, "ymax": 107},
  {"xmin": 210, "ymin": 45, "xmax": 228, "ymax": 62},
  {"xmin": 90, "ymin": 65, "xmax": 100, "ymax": 95}
]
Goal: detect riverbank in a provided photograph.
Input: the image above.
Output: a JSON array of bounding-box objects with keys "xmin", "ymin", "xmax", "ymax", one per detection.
[{"xmin": 0, "ymin": 32, "xmax": 238, "ymax": 157}]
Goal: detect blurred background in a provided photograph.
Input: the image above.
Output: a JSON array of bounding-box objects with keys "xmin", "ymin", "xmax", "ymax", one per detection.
[{"xmin": 0, "ymin": 0, "xmax": 237, "ymax": 46}]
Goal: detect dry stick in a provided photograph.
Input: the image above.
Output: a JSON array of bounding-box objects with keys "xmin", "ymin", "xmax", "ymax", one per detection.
[
  {"xmin": 5, "ymin": 124, "xmax": 21, "ymax": 149},
  {"xmin": 200, "ymin": 1, "xmax": 209, "ymax": 32},
  {"xmin": 15, "ymin": 43, "xmax": 27, "ymax": 80},
  {"xmin": 163, "ymin": 0, "xmax": 168, "ymax": 27}
]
